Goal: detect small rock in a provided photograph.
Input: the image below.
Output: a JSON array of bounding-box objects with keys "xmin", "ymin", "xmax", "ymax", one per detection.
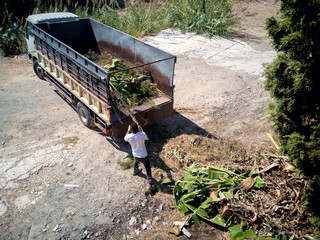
[
  {"xmin": 84, "ymin": 230, "xmax": 88, "ymax": 235},
  {"xmin": 135, "ymin": 229, "xmax": 140, "ymax": 235},
  {"xmin": 142, "ymin": 224, "xmax": 147, "ymax": 230},
  {"xmin": 129, "ymin": 216, "xmax": 137, "ymax": 226},
  {"xmin": 67, "ymin": 163, "xmax": 73, "ymax": 167},
  {"xmin": 53, "ymin": 224, "xmax": 59, "ymax": 232},
  {"xmin": 155, "ymin": 216, "xmax": 160, "ymax": 222},
  {"xmin": 43, "ymin": 228, "xmax": 47, "ymax": 233},
  {"xmin": 158, "ymin": 204, "xmax": 163, "ymax": 211},
  {"xmin": 146, "ymin": 219, "xmax": 151, "ymax": 225}
]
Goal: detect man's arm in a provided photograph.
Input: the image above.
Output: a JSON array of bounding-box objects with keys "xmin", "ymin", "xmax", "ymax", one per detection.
[
  {"xmin": 124, "ymin": 125, "xmax": 132, "ymax": 142},
  {"xmin": 126, "ymin": 125, "xmax": 132, "ymax": 134}
]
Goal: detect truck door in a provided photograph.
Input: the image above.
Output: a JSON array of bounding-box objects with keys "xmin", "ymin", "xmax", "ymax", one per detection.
[{"xmin": 25, "ymin": 22, "xmax": 37, "ymax": 59}]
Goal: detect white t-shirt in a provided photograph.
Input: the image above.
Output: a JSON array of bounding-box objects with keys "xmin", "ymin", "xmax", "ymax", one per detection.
[{"xmin": 124, "ymin": 132, "xmax": 149, "ymax": 158}]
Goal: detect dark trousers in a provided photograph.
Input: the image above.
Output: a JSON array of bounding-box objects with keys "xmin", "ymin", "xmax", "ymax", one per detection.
[{"xmin": 134, "ymin": 156, "xmax": 152, "ymax": 180}]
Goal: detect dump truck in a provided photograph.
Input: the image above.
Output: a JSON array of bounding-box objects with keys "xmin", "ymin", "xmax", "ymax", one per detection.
[{"xmin": 25, "ymin": 12, "xmax": 176, "ymax": 139}]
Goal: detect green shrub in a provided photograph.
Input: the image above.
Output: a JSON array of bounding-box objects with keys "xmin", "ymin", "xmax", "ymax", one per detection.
[
  {"xmin": 264, "ymin": 0, "xmax": 320, "ymax": 216},
  {"xmin": 0, "ymin": 6, "xmax": 24, "ymax": 56}
]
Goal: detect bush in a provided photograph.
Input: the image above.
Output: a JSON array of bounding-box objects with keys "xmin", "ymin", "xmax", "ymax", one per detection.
[
  {"xmin": 0, "ymin": 26, "xmax": 23, "ymax": 56},
  {"xmin": 264, "ymin": 0, "xmax": 320, "ymax": 216},
  {"xmin": 0, "ymin": 5, "xmax": 24, "ymax": 56}
]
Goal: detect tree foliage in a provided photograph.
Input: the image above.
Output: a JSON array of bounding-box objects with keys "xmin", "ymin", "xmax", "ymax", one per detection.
[{"xmin": 264, "ymin": 0, "xmax": 320, "ymax": 214}]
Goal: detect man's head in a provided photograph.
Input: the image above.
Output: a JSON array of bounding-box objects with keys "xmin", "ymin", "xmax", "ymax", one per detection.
[{"xmin": 130, "ymin": 122, "xmax": 138, "ymax": 134}]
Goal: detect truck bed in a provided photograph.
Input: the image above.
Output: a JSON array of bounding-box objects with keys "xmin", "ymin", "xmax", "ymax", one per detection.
[
  {"xmin": 32, "ymin": 17, "xmax": 175, "ymax": 99},
  {"xmin": 28, "ymin": 16, "xmax": 176, "ymax": 138}
]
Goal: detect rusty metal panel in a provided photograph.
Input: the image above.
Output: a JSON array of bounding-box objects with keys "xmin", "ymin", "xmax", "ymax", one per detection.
[
  {"xmin": 112, "ymin": 100, "xmax": 173, "ymax": 140},
  {"xmin": 89, "ymin": 19, "xmax": 176, "ymax": 99}
]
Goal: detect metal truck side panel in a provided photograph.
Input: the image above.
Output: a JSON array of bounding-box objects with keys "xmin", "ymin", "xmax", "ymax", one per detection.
[
  {"xmin": 111, "ymin": 100, "xmax": 173, "ymax": 140},
  {"xmin": 89, "ymin": 19, "xmax": 175, "ymax": 99}
]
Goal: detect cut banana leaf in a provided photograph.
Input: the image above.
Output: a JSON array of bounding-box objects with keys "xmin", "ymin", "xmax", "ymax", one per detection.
[
  {"xmin": 210, "ymin": 214, "xmax": 226, "ymax": 227},
  {"xmin": 192, "ymin": 213, "xmax": 201, "ymax": 227}
]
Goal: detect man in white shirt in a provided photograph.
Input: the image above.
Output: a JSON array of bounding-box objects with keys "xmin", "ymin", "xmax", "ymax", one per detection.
[{"xmin": 124, "ymin": 122, "xmax": 154, "ymax": 190}]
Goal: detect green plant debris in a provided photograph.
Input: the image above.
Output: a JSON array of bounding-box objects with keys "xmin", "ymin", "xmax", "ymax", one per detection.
[
  {"xmin": 172, "ymin": 163, "xmax": 283, "ymax": 238},
  {"xmin": 84, "ymin": 50, "xmax": 159, "ymax": 108},
  {"xmin": 0, "ymin": 5, "xmax": 24, "ymax": 56},
  {"xmin": 117, "ymin": 157, "xmax": 134, "ymax": 170},
  {"xmin": 163, "ymin": 135, "xmax": 316, "ymax": 239}
]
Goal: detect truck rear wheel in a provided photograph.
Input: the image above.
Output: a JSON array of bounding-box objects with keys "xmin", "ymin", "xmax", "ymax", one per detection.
[
  {"xmin": 77, "ymin": 102, "xmax": 93, "ymax": 128},
  {"xmin": 33, "ymin": 60, "xmax": 45, "ymax": 80}
]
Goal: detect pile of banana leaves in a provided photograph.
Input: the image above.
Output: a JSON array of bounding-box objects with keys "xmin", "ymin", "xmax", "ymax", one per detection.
[
  {"xmin": 85, "ymin": 50, "xmax": 158, "ymax": 108},
  {"xmin": 170, "ymin": 163, "xmax": 279, "ymax": 239},
  {"xmin": 106, "ymin": 58, "xmax": 158, "ymax": 108}
]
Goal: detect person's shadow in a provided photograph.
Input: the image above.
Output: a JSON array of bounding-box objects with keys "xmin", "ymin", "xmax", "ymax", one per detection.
[{"xmin": 105, "ymin": 110, "xmax": 216, "ymax": 195}]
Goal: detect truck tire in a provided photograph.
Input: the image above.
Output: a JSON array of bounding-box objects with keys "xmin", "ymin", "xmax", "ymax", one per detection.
[
  {"xmin": 33, "ymin": 60, "xmax": 45, "ymax": 80},
  {"xmin": 77, "ymin": 102, "xmax": 93, "ymax": 128}
]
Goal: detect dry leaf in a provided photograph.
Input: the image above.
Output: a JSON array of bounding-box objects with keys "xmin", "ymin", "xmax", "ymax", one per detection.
[
  {"xmin": 282, "ymin": 162, "xmax": 295, "ymax": 172},
  {"xmin": 210, "ymin": 191, "xmax": 219, "ymax": 201},
  {"xmin": 169, "ymin": 225, "xmax": 181, "ymax": 236},
  {"xmin": 241, "ymin": 176, "xmax": 258, "ymax": 191},
  {"xmin": 258, "ymin": 163, "xmax": 279, "ymax": 174}
]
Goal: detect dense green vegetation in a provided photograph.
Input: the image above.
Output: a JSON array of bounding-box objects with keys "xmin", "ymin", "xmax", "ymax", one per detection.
[
  {"xmin": 264, "ymin": 0, "xmax": 320, "ymax": 229},
  {"xmin": 0, "ymin": 0, "xmax": 238, "ymax": 56},
  {"xmin": 0, "ymin": 6, "xmax": 24, "ymax": 56}
]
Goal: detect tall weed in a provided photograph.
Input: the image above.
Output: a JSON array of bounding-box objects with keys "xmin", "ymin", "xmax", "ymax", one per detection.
[
  {"xmin": 85, "ymin": 0, "xmax": 170, "ymax": 38},
  {"xmin": 85, "ymin": 0, "xmax": 237, "ymax": 38},
  {"xmin": 166, "ymin": 0, "xmax": 238, "ymax": 37}
]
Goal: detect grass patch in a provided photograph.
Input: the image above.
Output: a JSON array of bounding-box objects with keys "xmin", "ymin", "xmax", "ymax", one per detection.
[
  {"xmin": 61, "ymin": 136, "xmax": 79, "ymax": 145},
  {"xmin": 117, "ymin": 157, "xmax": 134, "ymax": 170},
  {"xmin": 159, "ymin": 134, "xmax": 246, "ymax": 169}
]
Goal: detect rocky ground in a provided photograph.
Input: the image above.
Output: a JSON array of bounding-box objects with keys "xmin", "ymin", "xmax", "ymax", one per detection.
[{"xmin": 0, "ymin": 0, "xmax": 281, "ymax": 239}]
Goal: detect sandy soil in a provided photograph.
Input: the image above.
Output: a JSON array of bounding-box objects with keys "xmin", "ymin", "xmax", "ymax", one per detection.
[{"xmin": 0, "ymin": 0, "xmax": 280, "ymax": 239}]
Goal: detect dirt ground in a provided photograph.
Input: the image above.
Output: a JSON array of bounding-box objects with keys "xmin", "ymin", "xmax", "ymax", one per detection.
[{"xmin": 0, "ymin": 0, "xmax": 281, "ymax": 239}]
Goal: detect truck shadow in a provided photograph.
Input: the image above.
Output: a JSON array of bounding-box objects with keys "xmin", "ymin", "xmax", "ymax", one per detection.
[{"xmin": 105, "ymin": 110, "xmax": 216, "ymax": 195}]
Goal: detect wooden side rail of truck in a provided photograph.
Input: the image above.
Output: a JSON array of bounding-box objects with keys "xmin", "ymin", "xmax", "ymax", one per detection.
[{"xmin": 25, "ymin": 12, "xmax": 176, "ymax": 139}]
